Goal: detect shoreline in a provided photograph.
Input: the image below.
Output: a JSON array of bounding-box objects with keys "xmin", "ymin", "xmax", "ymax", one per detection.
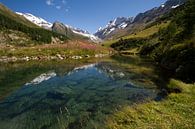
[{"xmin": 0, "ymin": 53, "xmax": 111, "ymax": 63}]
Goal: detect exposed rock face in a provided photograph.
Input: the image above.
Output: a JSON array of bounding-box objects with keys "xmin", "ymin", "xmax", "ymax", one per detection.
[{"xmin": 52, "ymin": 22, "xmax": 75, "ymax": 37}]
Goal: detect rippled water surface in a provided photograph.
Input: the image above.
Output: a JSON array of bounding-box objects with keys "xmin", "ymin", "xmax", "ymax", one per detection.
[{"xmin": 0, "ymin": 56, "xmax": 165, "ymax": 129}]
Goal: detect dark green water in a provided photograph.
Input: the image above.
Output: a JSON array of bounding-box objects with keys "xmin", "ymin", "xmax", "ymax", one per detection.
[{"xmin": 0, "ymin": 56, "xmax": 165, "ymax": 129}]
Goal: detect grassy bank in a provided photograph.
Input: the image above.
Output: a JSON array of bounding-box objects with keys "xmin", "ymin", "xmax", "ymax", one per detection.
[
  {"xmin": 0, "ymin": 41, "xmax": 112, "ymax": 59},
  {"xmin": 106, "ymin": 79, "xmax": 195, "ymax": 129}
]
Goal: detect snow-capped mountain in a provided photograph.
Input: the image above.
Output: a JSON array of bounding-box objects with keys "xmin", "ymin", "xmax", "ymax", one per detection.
[
  {"xmin": 16, "ymin": 12, "xmax": 53, "ymax": 29},
  {"xmin": 52, "ymin": 22, "xmax": 101, "ymax": 43},
  {"xmin": 95, "ymin": 17, "xmax": 133, "ymax": 39},
  {"xmin": 16, "ymin": 12, "xmax": 100, "ymax": 42},
  {"xmin": 95, "ymin": 0, "xmax": 186, "ymax": 40},
  {"xmin": 72, "ymin": 28, "xmax": 101, "ymax": 43},
  {"xmin": 59, "ymin": 23, "xmax": 101, "ymax": 43}
]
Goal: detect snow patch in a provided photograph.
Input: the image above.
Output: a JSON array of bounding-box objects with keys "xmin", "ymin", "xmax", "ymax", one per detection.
[
  {"xmin": 161, "ymin": 4, "xmax": 165, "ymax": 8},
  {"xmin": 119, "ymin": 22, "xmax": 128, "ymax": 29},
  {"xmin": 72, "ymin": 30, "xmax": 101, "ymax": 43},
  {"xmin": 98, "ymin": 27, "xmax": 103, "ymax": 31},
  {"xmin": 16, "ymin": 12, "xmax": 53, "ymax": 29},
  {"xmin": 57, "ymin": 23, "xmax": 101, "ymax": 43},
  {"xmin": 172, "ymin": 4, "xmax": 180, "ymax": 9},
  {"xmin": 107, "ymin": 28, "xmax": 115, "ymax": 35}
]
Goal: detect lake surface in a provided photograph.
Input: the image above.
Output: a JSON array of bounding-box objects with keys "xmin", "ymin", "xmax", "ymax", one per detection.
[{"xmin": 0, "ymin": 55, "xmax": 166, "ymax": 129}]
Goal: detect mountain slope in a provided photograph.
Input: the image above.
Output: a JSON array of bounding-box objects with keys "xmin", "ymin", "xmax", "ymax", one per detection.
[
  {"xmin": 0, "ymin": 4, "xmax": 38, "ymax": 28},
  {"xmin": 109, "ymin": 0, "xmax": 195, "ymax": 82},
  {"xmin": 72, "ymin": 28, "xmax": 101, "ymax": 43},
  {"xmin": 52, "ymin": 21, "xmax": 101, "ymax": 43},
  {"xmin": 0, "ymin": 3, "xmax": 68, "ymax": 45},
  {"xmin": 52, "ymin": 22, "xmax": 81, "ymax": 39},
  {"xmin": 95, "ymin": 0, "xmax": 186, "ymax": 40},
  {"xmin": 16, "ymin": 12, "xmax": 53, "ymax": 29},
  {"xmin": 95, "ymin": 17, "xmax": 133, "ymax": 39},
  {"xmin": 16, "ymin": 12, "xmax": 100, "ymax": 43}
]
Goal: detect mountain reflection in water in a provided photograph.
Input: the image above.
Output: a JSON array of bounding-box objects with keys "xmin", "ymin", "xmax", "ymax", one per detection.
[{"xmin": 0, "ymin": 57, "xmax": 163, "ymax": 129}]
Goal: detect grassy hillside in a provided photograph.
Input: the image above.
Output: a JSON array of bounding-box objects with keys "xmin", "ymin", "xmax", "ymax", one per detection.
[
  {"xmin": 103, "ymin": 21, "xmax": 170, "ymax": 47},
  {"xmin": 0, "ymin": 3, "xmax": 68, "ymax": 45},
  {"xmin": 140, "ymin": 0, "xmax": 195, "ymax": 82},
  {"xmin": 107, "ymin": 0, "xmax": 195, "ymax": 82},
  {"xmin": 0, "ymin": 29, "xmax": 33, "ymax": 46}
]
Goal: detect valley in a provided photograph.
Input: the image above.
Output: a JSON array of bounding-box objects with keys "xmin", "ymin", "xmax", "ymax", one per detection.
[{"xmin": 0, "ymin": 0, "xmax": 194, "ymax": 129}]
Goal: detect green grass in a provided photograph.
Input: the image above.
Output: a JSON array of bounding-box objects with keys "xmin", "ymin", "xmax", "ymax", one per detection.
[
  {"xmin": 0, "ymin": 48, "xmax": 93, "ymax": 57},
  {"xmin": 124, "ymin": 22, "xmax": 170, "ymax": 39},
  {"xmin": 106, "ymin": 79, "xmax": 195, "ymax": 129},
  {"xmin": 0, "ymin": 48, "xmax": 103, "ymax": 58},
  {"xmin": 103, "ymin": 21, "xmax": 170, "ymax": 47},
  {"xmin": 0, "ymin": 42, "xmax": 111, "ymax": 59}
]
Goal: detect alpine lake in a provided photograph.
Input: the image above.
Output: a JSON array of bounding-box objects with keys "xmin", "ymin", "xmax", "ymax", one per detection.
[{"xmin": 0, "ymin": 55, "xmax": 168, "ymax": 129}]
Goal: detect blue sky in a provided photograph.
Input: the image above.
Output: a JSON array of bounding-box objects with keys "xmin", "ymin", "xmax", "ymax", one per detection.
[{"xmin": 0, "ymin": 0, "xmax": 167, "ymax": 33}]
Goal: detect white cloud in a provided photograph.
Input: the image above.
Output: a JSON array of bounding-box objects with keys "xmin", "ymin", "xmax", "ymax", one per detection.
[
  {"xmin": 46, "ymin": 0, "xmax": 54, "ymax": 6},
  {"xmin": 46, "ymin": 0, "xmax": 69, "ymax": 12},
  {"xmin": 56, "ymin": 6, "xmax": 61, "ymax": 10},
  {"xmin": 65, "ymin": 8, "xmax": 69, "ymax": 12},
  {"xmin": 62, "ymin": 0, "xmax": 67, "ymax": 4}
]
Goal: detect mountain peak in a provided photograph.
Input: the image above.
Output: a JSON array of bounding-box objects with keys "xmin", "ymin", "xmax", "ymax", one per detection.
[
  {"xmin": 95, "ymin": 16, "xmax": 133, "ymax": 39},
  {"xmin": 107, "ymin": 17, "xmax": 133, "ymax": 28}
]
